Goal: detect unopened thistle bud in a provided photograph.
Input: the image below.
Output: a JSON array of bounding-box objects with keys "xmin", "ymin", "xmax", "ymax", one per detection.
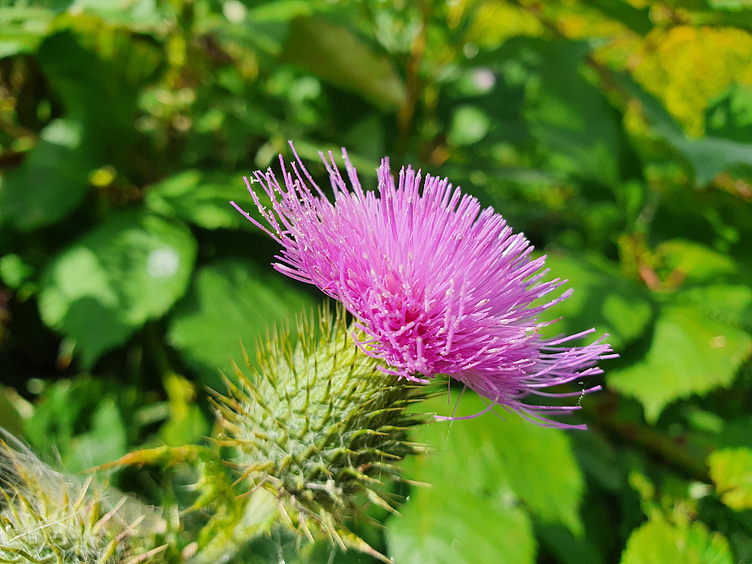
[
  {"xmin": 213, "ymin": 305, "xmax": 430, "ymax": 551},
  {"xmin": 0, "ymin": 433, "xmax": 164, "ymax": 564}
]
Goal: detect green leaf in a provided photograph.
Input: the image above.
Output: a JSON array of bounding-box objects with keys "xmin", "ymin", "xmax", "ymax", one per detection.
[
  {"xmin": 388, "ymin": 390, "xmax": 590, "ymax": 562},
  {"xmin": 708, "ymin": 448, "xmax": 752, "ymax": 511},
  {"xmin": 0, "ymin": 119, "xmax": 91, "ymax": 231},
  {"xmin": 524, "ymin": 40, "xmax": 625, "ymax": 185},
  {"xmin": 607, "ymin": 306, "xmax": 752, "ymax": 423},
  {"xmin": 167, "ymin": 259, "xmax": 314, "ymax": 388},
  {"xmin": 37, "ymin": 29, "xmax": 158, "ymax": 138},
  {"xmin": 448, "ymin": 105, "xmax": 491, "ymax": 146},
  {"xmin": 0, "ymin": 254, "xmax": 34, "ymax": 289},
  {"xmin": 65, "ymin": 395, "xmax": 127, "ymax": 472},
  {"xmin": 621, "ymin": 516, "xmax": 733, "ymax": 564},
  {"xmin": 705, "ymin": 84, "xmax": 752, "ymax": 143},
  {"xmin": 537, "ymin": 524, "xmax": 607, "ymax": 564},
  {"xmin": 0, "ymin": 7, "xmax": 54, "ymax": 58},
  {"xmin": 68, "ymin": 0, "xmax": 166, "ymax": 29},
  {"xmin": 1, "ymin": 30, "xmax": 161, "ymax": 230},
  {"xmin": 38, "ymin": 212, "xmax": 196, "ymax": 367},
  {"xmin": 657, "ymin": 240, "xmax": 738, "ymax": 281},
  {"xmin": 0, "ymin": 386, "xmax": 31, "ymax": 439},
  {"xmin": 145, "ymin": 170, "xmax": 265, "ymax": 231},
  {"xmin": 618, "ymin": 73, "xmax": 752, "ymax": 186},
  {"xmin": 658, "ymin": 240, "xmax": 752, "ymax": 333},
  {"xmin": 281, "ymin": 17, "xmax": 405, "ymax": 111},
  {"xmin": 539, "ymin": 253, "xmax": 653, "ymax": 351},
  {"xmin": 159, "ymin": 372, "xmax": 209, "ymax": 447},
  {"xmin": 24, "ymin": 377, "xmax": 108, "ymax": 464},
  {"xmin": 584, "ymin": 0, "xmax": 653, "ymax": 35},
  {"xmin": 719, "ymin": 416, "xmax": 752, "ymax": 450},
  {"xmin": 401, "ymin": 391, "xmax": 584, "ymax": 529},
  {"xmin": 387, "ymin": 482, "xmax": 535, "ymax": 564}
]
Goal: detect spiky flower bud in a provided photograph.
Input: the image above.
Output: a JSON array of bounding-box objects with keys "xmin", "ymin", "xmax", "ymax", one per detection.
[
  {"xmin": 213, "ymin": 305, "xmax": 430, "ymax": 547},
  {"xmin": 0, "ymin": 433, "xmax": 164, "ymax": 564}
]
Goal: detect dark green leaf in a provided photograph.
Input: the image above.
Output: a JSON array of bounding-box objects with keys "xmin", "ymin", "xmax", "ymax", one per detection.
[
  {"xmin": 583, "ymin": 0, "xmax": 652, "ymax": 35},
  {"xmin": 705, "ymin": 84, "xmax": 752, "ymax": 143},
  {"xmin": 537, "ymin": 524, "xmax": 607, "ymax": 564},
  {"xmin": 538, "ymin": 253, "xmax": 653, "ymax": 351},
  {"xmin": 145, "ymin": 170, "xmax": 265, "ymax": 231},
  {"xmin": 167, "ymin": 259, "xmax": 314, "ymax": 388},
  {"xmin": 281, "ymin": 17, "xmax": 405, "ymax": 111},
  {"xmin": 525, "ymin": 41, "xmax": 624, "ymax": 185},
  {"xmin": 0, "ymin": 119, "xmax": 91, "ymax": 230}
]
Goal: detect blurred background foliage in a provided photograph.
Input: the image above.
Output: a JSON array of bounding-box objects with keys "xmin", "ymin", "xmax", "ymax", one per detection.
[{"xmin": 1, "ymin": 0, "xmax": 752, "ymax": 562}]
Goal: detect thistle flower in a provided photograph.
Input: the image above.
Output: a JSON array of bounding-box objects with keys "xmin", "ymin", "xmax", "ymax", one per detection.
[{"xmin": 232, "ymin": 144, "xmax": 614, "ymax": 428}]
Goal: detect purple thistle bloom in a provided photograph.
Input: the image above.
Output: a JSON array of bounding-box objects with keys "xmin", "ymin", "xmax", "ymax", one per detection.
[{"xmin": 232, "ymin": 144, "xmax": 614, "ymax": 429}]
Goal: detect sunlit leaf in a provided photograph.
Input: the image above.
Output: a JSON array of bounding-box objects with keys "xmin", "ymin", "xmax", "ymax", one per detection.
[
  {"xmin": 388, "ymin": 483, "xmax": 535, "ymax": 564},
  {"xmin": 401, "ymin": 392, "xmax": 584, "ymax": 531},
  {"xmin": 658, "ymin": 241, "xmax": 752, "ymax": 333},
  {"xmin": 448, "ymin": 105, "xmax": 491, "ymax": 146},
  {"xmin": 158, "ymin": 372, "xmax": 209, "ymax": 447},
  {"xmin": 708, "ymin": 448, "xmax": 752, "ymax": 511},
  {"xmin": 620, "ymin": 516, "xmax": 733, "ymax": 564},
  {"xmin": 0, "ymin": 386, "xmax": 31, "ymax": 438},
  {"xmin": 0, "ymin": 254, "xmax": 34, "ymax": 289},
  {"xmin": 38, "ymin": 212, "xmax": 196, "ymax": 366},
  {"xmin": 0, "ymin": 7, "xmax": 54, "ymax": 58},
  {"xmin": 607, "ymin": 306, "xmax": 752, "ymax": 423},
  {"xmin": 69, "ymin": 0, "xmax": 166, "ymax": 29},
  {"xmin": 630, "ymin": 26, "xmax": 752, "ymax": 137},
  {"xmin": 619, "ymin": 73, "xmax": 752, "ymax": 186}
]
